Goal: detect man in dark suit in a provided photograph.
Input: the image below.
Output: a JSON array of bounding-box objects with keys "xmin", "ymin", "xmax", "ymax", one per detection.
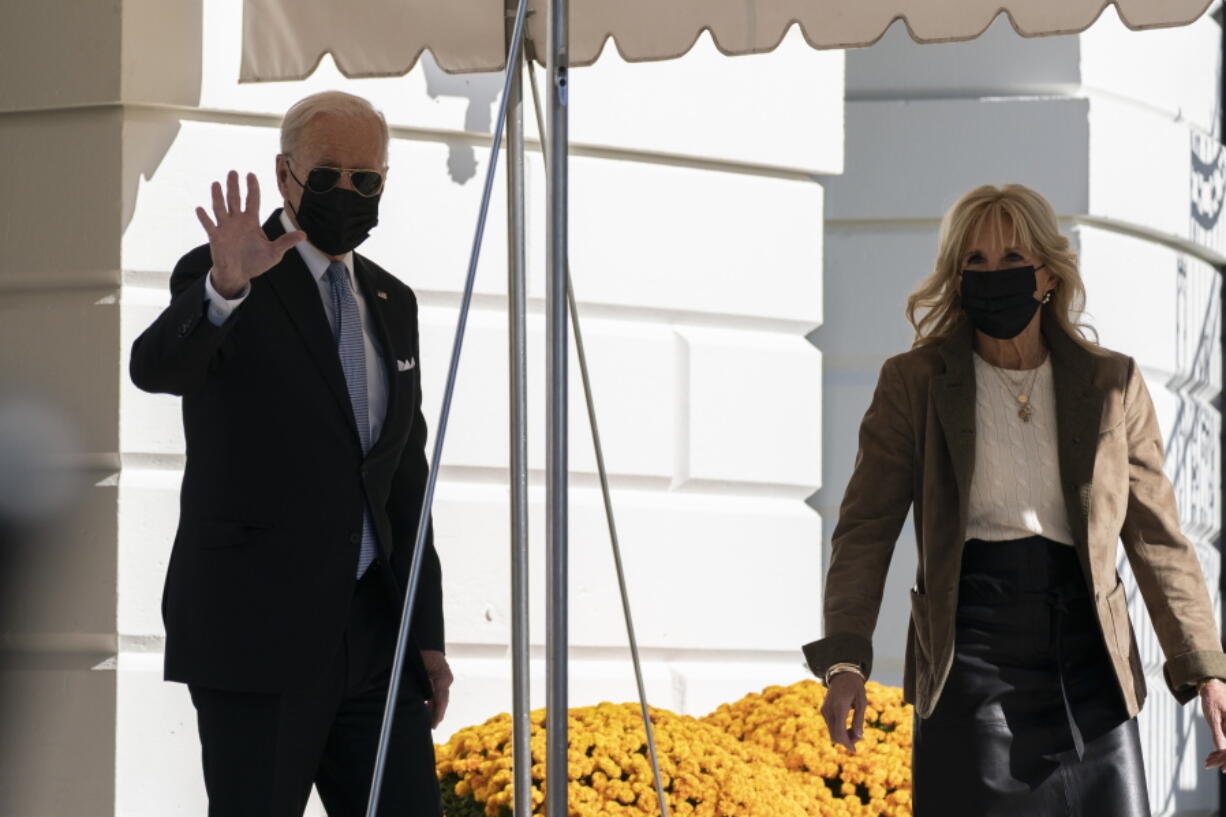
[{"xmin": 130, "ymin": 90, "xmax": 452, "ymax": 817}]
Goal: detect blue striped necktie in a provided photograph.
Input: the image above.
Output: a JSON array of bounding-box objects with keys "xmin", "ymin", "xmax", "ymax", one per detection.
[{"xmin": 326, "ymin": 261, "xmax": 377, "ymax": 579}]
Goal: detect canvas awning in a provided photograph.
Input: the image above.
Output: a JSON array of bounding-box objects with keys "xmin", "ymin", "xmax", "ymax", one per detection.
[{"xmin": 241, "ymin": 0, "xmax": 1214, "ymax": 81}]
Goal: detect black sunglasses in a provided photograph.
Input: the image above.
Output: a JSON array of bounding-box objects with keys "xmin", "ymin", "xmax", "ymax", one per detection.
[{"xmin": 288, "ymin": 162, "xmax": 385, "ymax": 198}]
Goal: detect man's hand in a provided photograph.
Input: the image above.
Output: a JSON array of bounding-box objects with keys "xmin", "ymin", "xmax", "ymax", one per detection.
[
  {"xmin": 820, "ymin": 671, "xmax": 867, "ymax": 754},
  {"xmin": 195, "ymin": 170, "xmax": 305, "ymax": 298},
  {"xmin": 421, "ymin": 649, "xmax": 453, "ymax": 729},
  {"xmin": 1201, "ymin": 678, "xmax": 1226, "ymax": 772}
]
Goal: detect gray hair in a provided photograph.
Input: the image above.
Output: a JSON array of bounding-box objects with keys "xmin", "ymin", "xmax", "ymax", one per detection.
[{"xmin": 280, "ymin": 91, "xmax": 390, "ymax": 163}]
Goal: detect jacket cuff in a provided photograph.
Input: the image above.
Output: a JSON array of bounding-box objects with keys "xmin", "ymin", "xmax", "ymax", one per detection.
[
  {"xmin": 1163, "ymin": 649, "xmax": 1226, "ymax": 704},
  {"xmin": 202, "ymin": 267, "xmax": 251, "ymax": 326},
  {"xmin": 416, "ymin": 625, "xmax": 446, "ymax": 652},
  {"xmin": 412, "ymin": 615, "xmax": 445, "ymax": 654},
  {"xmin": 170, "ymin": 275, "xmax": 236, "ymax": 349},
  {"xmin": 801, "ymin": 632, "xmax": 873, "ymax": 682}
]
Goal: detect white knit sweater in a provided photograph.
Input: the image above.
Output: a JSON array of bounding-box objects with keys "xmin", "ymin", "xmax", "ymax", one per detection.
[{"xmin": 966, "ymin": 353, "xmax": 1075, "ymax": 546}]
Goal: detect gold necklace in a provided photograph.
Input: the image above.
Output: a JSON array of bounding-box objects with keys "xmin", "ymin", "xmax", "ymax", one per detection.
[{"xmin": 984, "ymin": 359, "xmax": 1042, "ymax": 422}]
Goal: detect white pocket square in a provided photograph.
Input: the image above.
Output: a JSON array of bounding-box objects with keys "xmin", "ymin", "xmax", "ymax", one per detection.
[{"xmin": 397, "ymin": 358, "xmax": 416, "ymax": 372}]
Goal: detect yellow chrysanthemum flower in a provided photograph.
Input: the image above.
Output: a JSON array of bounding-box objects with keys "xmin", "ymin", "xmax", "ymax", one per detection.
[{"xmin": 436, "ymin": 680, "xmax": 913, "ymax": 817}]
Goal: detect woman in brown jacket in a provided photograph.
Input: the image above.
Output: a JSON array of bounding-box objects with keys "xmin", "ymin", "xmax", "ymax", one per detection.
[{"xmin": 804, "ymin": 184, "xmax": 1226, "ymax": 815}]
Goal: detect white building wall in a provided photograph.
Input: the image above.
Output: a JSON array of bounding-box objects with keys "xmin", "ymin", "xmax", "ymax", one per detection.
[
  {"xmin": 1, "ymin": 1, "xmax": 840, "ymax": 815},
  {"xmin": 819, "ymin": 10, "xmax": 1224, "ymax": 815}
]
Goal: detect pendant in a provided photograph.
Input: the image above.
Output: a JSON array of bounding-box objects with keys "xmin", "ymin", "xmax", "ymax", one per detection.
[{"xmin": 1018, "ymin": 404, "xmax": 1034, "ymax": 422}]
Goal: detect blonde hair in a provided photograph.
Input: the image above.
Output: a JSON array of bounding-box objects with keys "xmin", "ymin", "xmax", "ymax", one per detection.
[
  {"xmin": 906, "ymin": 184, "xmax": 1098, "ymax": 350},
  {"xmin": 280, "ymin": 91, "xmax": 390, "ymax": 164}
]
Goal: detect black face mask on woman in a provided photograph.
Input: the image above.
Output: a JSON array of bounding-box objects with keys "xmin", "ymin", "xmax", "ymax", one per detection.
[
  {"xmin": 959, "ymin": 265, "xmax": 1047, "ymax": 340},
  {"xmin": 287, "ymin": 168, "xmax": 381, "ymax": 256}
]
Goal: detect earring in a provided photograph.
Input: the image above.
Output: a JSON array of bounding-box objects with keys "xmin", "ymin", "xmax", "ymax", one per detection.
[{"xmin": 1042, "ymin": 289, "xmax": 1055, "ymax": 304}]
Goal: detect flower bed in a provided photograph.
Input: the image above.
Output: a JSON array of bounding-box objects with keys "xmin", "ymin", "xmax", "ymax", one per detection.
[{"xmin": 435, "ymin": 679, "xmax": 912, "ymax": 817}]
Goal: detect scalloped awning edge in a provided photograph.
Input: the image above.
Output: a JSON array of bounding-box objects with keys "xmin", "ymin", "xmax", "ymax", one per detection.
[{"xmin": 240, "ymin": 0, "xmax": 1215, "ymax": 83}]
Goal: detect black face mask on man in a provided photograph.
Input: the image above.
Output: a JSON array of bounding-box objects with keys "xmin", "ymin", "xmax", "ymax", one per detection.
[
  {"xmin": 960, "ymin": 265, "xmax": 1050, "ymax": 340},
  {"xmin": 286, "ymin": 166, "xmax": 381, "ymax": 256}
]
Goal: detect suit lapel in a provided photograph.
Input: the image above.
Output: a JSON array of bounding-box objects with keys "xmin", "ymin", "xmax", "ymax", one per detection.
[
  {"xmin": 1042, "ymin": 319, "xmax": 1106, "ymax": 550},
  {"xmin": 934, "ymin": 321, "xmax": 977, "ymax": 541},
  {"xmin": 261, "ymin": 212, "xmax": 361, "ymax": 444},
  {"xmin": 352, "ymin": 255, "xmax": 400, "ymax": 456}
]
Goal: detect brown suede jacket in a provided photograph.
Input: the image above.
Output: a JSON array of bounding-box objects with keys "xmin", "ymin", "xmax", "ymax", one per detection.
[{"xmin": 804, "ymin": 316, "xmax": 1226, "ymax": 719}]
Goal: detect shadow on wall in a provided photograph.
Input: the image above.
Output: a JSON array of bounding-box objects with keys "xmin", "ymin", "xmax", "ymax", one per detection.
[
  {"xmin": 1155, "ymin": 52, "xmax": 1226, "ymax": 806},
  {"xmin": 422, "ymin": 52, "xmax": 503, "ymax": 184},
  {"xmin": 122, "ymin": 119, "xmax": 188, "ymax": 236},
  {"xmin": 120, "ymin": 0, "xmax": 203, "ymax": 234}
]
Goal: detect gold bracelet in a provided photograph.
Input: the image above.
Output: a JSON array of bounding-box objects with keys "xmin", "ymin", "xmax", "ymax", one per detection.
[{"xmin": 825, "ymin": 662, "xmax": 865, "ymax": 686}]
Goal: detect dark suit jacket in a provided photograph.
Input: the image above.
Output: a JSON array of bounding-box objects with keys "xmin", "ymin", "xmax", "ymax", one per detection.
[{"xmin": 130, "ymin": 210, "xmax": 443, "ymax": 696}]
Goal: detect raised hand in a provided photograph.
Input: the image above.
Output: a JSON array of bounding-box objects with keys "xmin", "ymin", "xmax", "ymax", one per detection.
[
  {"xmin": 821, "ymin": 671, "xmax": 867, "ymax": 754},
  {"xmin": 195, "ymin": 170, "xmax": 306, "ymax": 298}
]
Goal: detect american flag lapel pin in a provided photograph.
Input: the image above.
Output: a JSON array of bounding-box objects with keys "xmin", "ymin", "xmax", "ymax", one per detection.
[{"xmin": 377, "ymin": 290, "xmax": 389, "ymax": 300}]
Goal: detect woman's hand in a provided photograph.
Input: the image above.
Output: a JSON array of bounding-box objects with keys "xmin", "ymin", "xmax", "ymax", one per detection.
[
  {"xmin": 1201, "ymin": 678, "xmax": 1226, "ymax": 772},
  {"xmin": 821, "ymin": 671, "xmax": 868, "ymax": 754}
]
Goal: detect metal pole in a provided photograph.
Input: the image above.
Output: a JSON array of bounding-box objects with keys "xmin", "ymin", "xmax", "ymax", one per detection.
[
  {"xmin": 566, "ymin": 286, "xmax": 672, "ymax": 817},
  {"xmin": 545, "ymin": 0, "xmax": 570, "ymax": 812},
  {"xmin": 503, "ymin": 3, "xmax": 532, "ymax": 814},
  {"xmin": 1217, "ymin": 9, "xmax": 1225, "ymax": 814},
  {"xmin": 363, "ymin": 0, "xmax": 531, "ymax": 813},
  {"xmin": 526, "ymin": 62, "xmax": 670, "ymax": 817}
]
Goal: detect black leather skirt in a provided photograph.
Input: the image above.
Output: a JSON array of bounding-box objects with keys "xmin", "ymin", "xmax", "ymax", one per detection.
[{"xmin": 912, "ymin": 536, "xmax": 1151, "ymax": 817}]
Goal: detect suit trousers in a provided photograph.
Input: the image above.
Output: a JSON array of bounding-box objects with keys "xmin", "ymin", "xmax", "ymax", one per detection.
[
  {"xmin": 188, "ymin": 559, "xmax": 441, "ymax": 817},
  {"xmin": 913, "ymin": 536, "xmax": 1150, "ymax": 817}
]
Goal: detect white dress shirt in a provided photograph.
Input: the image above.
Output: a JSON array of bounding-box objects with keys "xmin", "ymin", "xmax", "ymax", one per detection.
[{"xmin": 202, "ymin": 210, "xmax": 389, "ymax": 443}]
